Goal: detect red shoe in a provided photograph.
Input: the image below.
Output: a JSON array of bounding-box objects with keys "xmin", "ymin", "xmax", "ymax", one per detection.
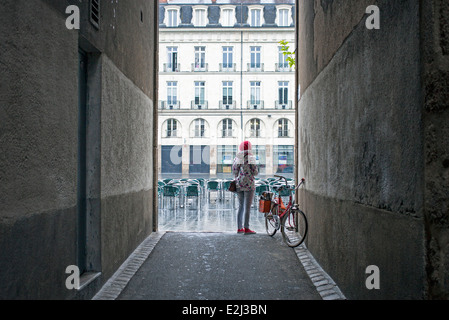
[
  {"xmin": 244, "ymin": 228, "xmax": 256, "ymax": 235},
  {"xmin": 237, "ymin": 228, "xmax": 245, "ymax": 234}
]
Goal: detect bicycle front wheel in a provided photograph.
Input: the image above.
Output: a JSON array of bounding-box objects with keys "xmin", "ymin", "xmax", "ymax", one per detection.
[
  {"xmin": 265, "ymin": 205, "xmax": 278, "ymax": 236},
  {"xmin": 281, "ymin": 208, "xmax": 308, "ymax": 247}
]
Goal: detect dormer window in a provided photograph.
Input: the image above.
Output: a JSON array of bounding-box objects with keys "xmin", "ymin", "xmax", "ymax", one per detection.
[
  {"xmin": 220, "ymin": 6, "xmax": 235, "ymax": 27},
  {"xmin": 193, "ymin": 7, "xmax": 208, "ymax": 27},
  {"xmin": 165, "ymin": 7, "xmax": 180, "ymax": 27},
  {"xmin": 276, "ymin": 6, "xmax": 292, "ymax": 27},
  {"xmin": 249, "ymin": 7, "xmax": 263, "ymax": 27}
]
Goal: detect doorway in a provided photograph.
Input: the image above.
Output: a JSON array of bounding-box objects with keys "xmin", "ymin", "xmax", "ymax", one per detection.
[{"xmin": 156, "ymin": 1, "xmax": 297, "ymax": 233}]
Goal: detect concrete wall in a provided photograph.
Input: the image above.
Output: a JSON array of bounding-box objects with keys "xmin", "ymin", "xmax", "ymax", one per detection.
[
  {"xmin": 296, "ymin": 0, "xmax": 427, "ymax": 299},
  {"xmin": 421, "ymin": 0, "xmax": 449, "ymax": 299},
  {"xmin": 0, "ymin": 0, "xmax": 157, "ymax": 299},
  {"xmin": 0, "ymin": 0, "xmax": 79, "ymax": 299}
]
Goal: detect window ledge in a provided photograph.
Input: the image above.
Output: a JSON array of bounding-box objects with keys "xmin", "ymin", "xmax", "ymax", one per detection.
[{"xmin": 78, "ymin": 272, "xmax": 102, "ymax": 291}]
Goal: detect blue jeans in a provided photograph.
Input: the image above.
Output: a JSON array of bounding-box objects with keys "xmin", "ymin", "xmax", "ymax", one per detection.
[{"xmin": 236, "ymin": 189, "xmax": 255, "ymax": 229}]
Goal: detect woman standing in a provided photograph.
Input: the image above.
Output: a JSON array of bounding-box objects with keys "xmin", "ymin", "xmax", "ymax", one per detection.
[{"xmin": 232, "ymin": 141, "xmax": 259, "ymax": 234}]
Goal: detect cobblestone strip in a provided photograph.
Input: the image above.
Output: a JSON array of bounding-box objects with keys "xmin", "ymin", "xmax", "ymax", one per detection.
[
  {"xmin": 92, "ymin": 231, "xmax": 166, "ymax": 300},
  {"xmin": 294, "ymin": 244, "xmax": 347, "ymax": 300}
]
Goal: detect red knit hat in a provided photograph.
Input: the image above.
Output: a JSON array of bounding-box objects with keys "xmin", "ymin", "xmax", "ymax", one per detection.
[{"xmin": 239, "ymin": 141, "xmax": 252, "ymax": 151}]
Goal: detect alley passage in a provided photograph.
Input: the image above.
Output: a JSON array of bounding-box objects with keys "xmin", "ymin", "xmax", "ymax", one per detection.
[{"xmin": 116, "ymin": 232, "xmax": 321, "ymax": 300}]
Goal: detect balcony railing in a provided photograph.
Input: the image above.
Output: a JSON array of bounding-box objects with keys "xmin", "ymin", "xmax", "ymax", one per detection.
[
  {"xmin": 247, "ymin": 100, "xmax": 264, "ymax": 110},
  {"xmin": 219, "ymin": 63, "xmax": 237, "ymax": 72},
  {"xmin": 159, "ymin": 101, "xmax": 180, "ymax": 110},
  {"xmin": 278, "ymin": 130, "xmax": 292, "ymax": 138},
  {"xmin": 165, "ymin": 130, "xmax": 178, "ymax": 138},
  {"xmin": 275, "ymin": 101, "xmax": 293, "ymax": 110},
  {"xmin": 222, "ymin": 129, "xmax": 235, "ymax": 138},
  {"xmin": 191, "ymin": 63, "xmax": 209, "ymax": 72},
  {"xmin": 275, "ymin": 63, "xmax": 293, "ymax": 72},
  {"xmin": 191, "ymin": 100, "xmax": 209, "ymax": 110},
  {"xmin": 193, "ymin": 131, "xmax": 206, "ymax": 138},
  {"xmin": 249, "ymin": 129, "xmax": 261, "ymax": 138},
  {"xmin": 163, "ymin": 63, "xmax": 181, "ymax": 72},
  {"xmin": 219, "ymin": 100, "xmax": 236, "ymax": 109},
  {"xmin": 247, "ymin": 63, "xmax": 264, "ymax": 72}
]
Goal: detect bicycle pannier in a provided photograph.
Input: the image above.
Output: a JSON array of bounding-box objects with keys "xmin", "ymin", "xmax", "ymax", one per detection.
[{"xmin": 259, "ymin": 192, "xmax": 273, "ymax": 213}]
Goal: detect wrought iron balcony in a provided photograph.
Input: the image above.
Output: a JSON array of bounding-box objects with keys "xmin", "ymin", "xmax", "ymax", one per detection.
[
  {"xmin": 247, "ymin": 100, "xmax": 264, "ymax": 110},
  {"xmin": 162, "ymin": 63, "xmax": 181, "ymax": 72},
  {"xmin": 219, "ymin": 63, "xmax": 237, "ymax": 72},
  {"xmin": 165, "ymin": 130, "xmax": 178, "ymax": 138},
  {"xmin": 191, "ymin": 100, "xmax": 209, "ymax": 110},
  {"xmin": 222, "ymin": 129, "xmax": 235, "ymax": 138},
  {"xmin": 191, "ymin": 63, "xmax": 209, "ymax": 72},
  {"xmin": 219, "ymin": 100, "xmax": 236, "ymax": 109},
  {"xmin": 275, "ymin": 63, "xmax": 293, "ymax": 72},
  {"xmin": 275, "ymin": 101, "xmax": 293, "ymax": 109},
  {"xmin": 159, "ymin": 101, "xmax": 180, "ymax": 110},
  {"xmin": 247, "ymin": 63, "xmax": 264, "ymax": 72}
]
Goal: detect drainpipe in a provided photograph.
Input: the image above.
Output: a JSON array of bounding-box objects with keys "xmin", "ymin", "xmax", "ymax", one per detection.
[{"xmin": 240, "ymin": 1, "xmax": 244, "ymax": 141}]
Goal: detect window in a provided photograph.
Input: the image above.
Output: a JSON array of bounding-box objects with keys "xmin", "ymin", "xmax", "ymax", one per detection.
[
  {"xmin": 250, "ymin": 8, "xmax": 262, "ymax": 27},
  {"xmin": 250, "ymin": 81, "xmax": 261, "ymax": 108},
  {"xmin": 250, "ymin": 119, "xmax": 261, "ymax": 138},
  {"xmin": 253, "ymin": 146, "xmax": 266, "ymax": 175},
  {"xmin": 278, "ymin": 46, "xmax": 289, "ymax": 70},
  {"xmin": 278, "ymin": 9, "xmax": 289, "ymax": 27},
  {"xmin": 167, "ymin": 81, "xmax": 178, "ymax": 108},
  {"xmin": 167, "ymin": 119, "xmax": 178, "ymax": 138},
  {"xmin": 278, "ymin": 119, "xmax": 289, "ymax": 137},
  {"xmin": 278, "ymin": 81, "xmax": 289, "ymax": 105},
  {"xmin": 221, "ymin": 8, "xmax": 235, "ymax": 27},
  {"xmin": 222, "ymin": 81, "xmax": 233, "ymax": 107},
  {"xmin": 217, "ymin": 145, "xmax": 237, "ymax": 174},
  {"xmin": 250, "ymin": 46, "xmax": 261, "ymax": 69},
  {"xmin": 222, "ymin": 47, "xmax": 233, "ymax": 69},
  {"xmin": 166, "ymin": 9, "xmax": 179, "ymax": 27},
  {"xmin": 194, "ymin": 119, "xmax": 206, "ymax": 137},
  {"xmin": 167, "ymin": 47, "xmax": 178, "ymax": 72},
  {"xmin": 190, "ymin": 145, "xmax": 210, "ymax": 174},
  {"xmin": 194, "ymin": 8, "xmax": 207, "ymax": 27},
  {"xmin": 273, "ymin": 145, "xmax": 294, "ymax": 174},
  {"xmin": 194, "ymin": 81, "xmax": 205, "ymax": 107},
  {"xmin": 194, "ymin": 46, "xmax": 206, "ymax": 70},
  {"xmin": 222, "ymin": 119, "xmax": 233, "ymax": 138}
]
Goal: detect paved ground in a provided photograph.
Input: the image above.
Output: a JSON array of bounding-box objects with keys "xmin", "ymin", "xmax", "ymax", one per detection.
[
  {"xmin": 93, "ymin": 192, "xmax": 346, "ymax": 301},
  {"xmin": 117, "ymin": 232, "xmax": 320, "ymax": 300}
]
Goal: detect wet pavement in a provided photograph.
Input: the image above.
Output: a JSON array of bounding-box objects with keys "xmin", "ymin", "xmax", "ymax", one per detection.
[
  {"xmin": 116, "ymin": 232, "xmax": 321, "ymax": 300},
  {"xmin": 93, "ymin": 189, "xmax": 346, "ymax": 301},
  {"xmin": 158, "ymin": 192, "xmax": 266, "ymax": 233}
]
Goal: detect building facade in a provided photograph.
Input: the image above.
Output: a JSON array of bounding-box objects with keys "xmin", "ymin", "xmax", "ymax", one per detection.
[{"xmin": 158, "ymin": 0, "xmax": 296, "ymax": 179}]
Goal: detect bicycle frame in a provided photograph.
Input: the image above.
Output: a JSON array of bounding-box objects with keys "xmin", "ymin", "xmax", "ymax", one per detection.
[{"xmin": 272, "ymin": 176, "xmax": 305, "ymax": 222}]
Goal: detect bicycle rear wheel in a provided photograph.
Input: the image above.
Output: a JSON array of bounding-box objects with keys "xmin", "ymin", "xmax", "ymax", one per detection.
[{"xmin": 281, "ymin": 208, "xmax": 308, "ymax": 247}]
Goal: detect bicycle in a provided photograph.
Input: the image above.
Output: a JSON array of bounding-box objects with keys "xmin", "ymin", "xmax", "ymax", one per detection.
[{"xmin": 259, "ymin": 175, "xmax": 308, "ymax": 248}]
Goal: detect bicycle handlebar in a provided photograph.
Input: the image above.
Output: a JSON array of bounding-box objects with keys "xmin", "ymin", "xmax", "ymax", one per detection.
[{"xmin": 273, "ymin": 175, "xmax": 306, "ymax": 190}]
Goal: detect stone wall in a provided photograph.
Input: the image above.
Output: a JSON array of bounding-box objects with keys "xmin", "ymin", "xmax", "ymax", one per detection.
[
  {"xmin": 0, "ymin": 0, "xmax": 158, "ymax": 299},
  {"xmin": 421, "ymin": 0, "xmax": 449, "ymax": 299},
  {"xmin": 296, "ymin": 0, "xmax": 427, "ymax": 299}
]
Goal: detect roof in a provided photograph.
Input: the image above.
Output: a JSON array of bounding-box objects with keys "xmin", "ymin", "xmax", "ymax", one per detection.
[{"xmin": 160, "ymin": 0, "xmax": 295, "ymax": 5}]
